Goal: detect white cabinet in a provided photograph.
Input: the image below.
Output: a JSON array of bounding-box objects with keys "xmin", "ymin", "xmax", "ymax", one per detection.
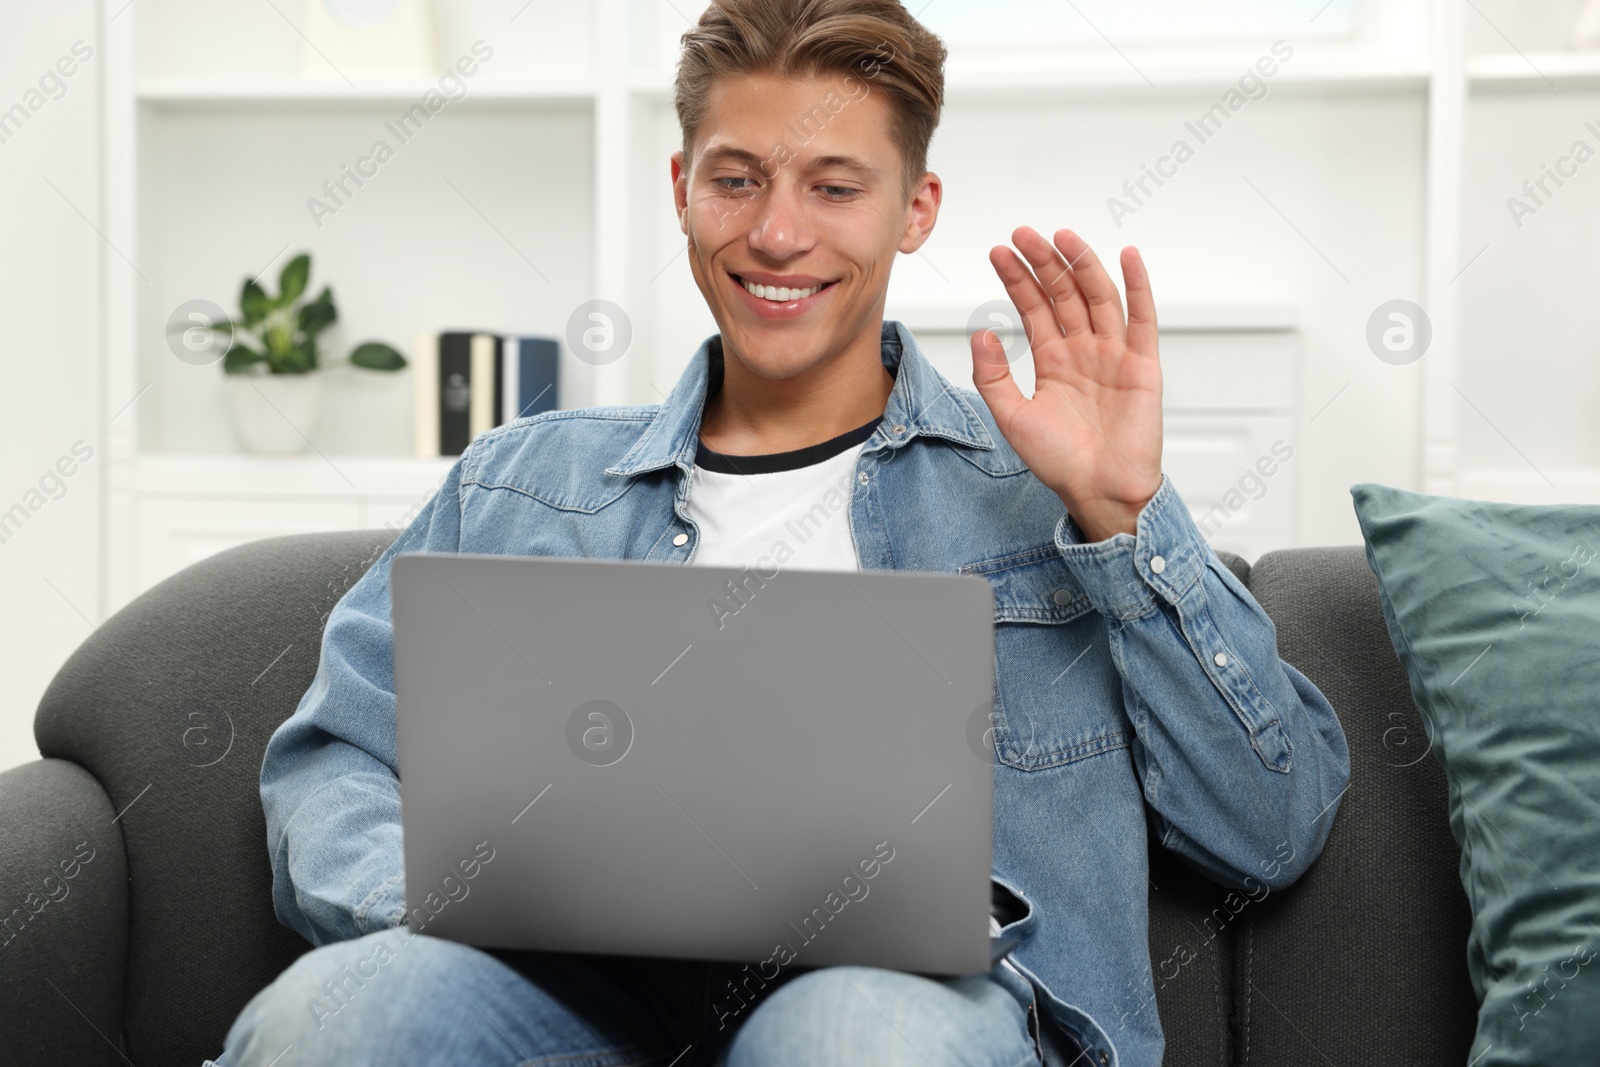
[
  {"xmin": 1162, "ymin": 416, "xmax": 1296, "ymax": 562},
  {"xmin": 134, "ymin": 498, "xmax": 365, "ymax": 594},
  {"xmin": 110, "ymin": 455, "xmax": 456, "ymax": 611}
]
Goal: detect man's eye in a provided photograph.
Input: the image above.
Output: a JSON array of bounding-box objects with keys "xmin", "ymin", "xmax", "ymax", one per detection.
[
  {"xmin": 715, "ymin": 177, "xmax": 754, "ymax": 192},
  {"xmin": 819, "ymin": 185, "xmax": 858, "ymax": 199}
]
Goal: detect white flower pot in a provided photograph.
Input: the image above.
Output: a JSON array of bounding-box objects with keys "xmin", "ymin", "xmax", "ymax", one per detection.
[{"xmin": 227, "ymin": 373, "xmax": 323, "ymax": 455}]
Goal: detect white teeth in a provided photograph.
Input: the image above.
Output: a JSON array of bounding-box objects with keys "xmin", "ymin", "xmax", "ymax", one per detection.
[{"xmin": 742, "ymin": 278, "xmax": 823, "ymax": 302}]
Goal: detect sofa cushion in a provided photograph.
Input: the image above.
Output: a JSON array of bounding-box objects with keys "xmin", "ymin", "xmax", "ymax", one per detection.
[
  {"xmin": 1352, "ymin": 483, "xmax": 1600, "ymax": 1065},
  {"xmin": 34, "ymin": 529, "xmax": 398, "ymax": 1067},
  {"xmin": 1235, "ymin": 545, "xmax": 1477, "ymax": 1066}
]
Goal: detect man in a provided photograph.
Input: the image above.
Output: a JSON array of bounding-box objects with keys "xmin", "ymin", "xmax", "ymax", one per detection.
[{"xmin": 208, "ymin": 2, "xmax": 1350, "ymax": 1065}]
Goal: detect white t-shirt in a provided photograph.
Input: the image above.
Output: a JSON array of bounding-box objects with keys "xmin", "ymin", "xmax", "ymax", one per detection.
[{"xmin": 685, "ymin": 417, "xmax": 881, "ymax": 573}]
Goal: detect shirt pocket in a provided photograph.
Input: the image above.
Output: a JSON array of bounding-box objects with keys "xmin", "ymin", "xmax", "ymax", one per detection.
[{"xmin": 959, "ymin": 543, "xmax": 1131, "ymax": 771}]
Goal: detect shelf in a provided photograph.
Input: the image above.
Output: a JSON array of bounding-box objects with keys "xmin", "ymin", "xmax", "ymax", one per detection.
[
  {"xmin": 137, "ymin": 77, "xmax": 594, "ymax": 106},
  {"xmin": 944, "ymin": 58, "xmax": 1430, "ymax": 98},
  {"xmin": 131, "ymin": 453, "xmax": 459, "ymax": 499},
  {"xmin": 630, "ymin": 56, "xmax": 1430, "ymax": 101},
  {"xmin": 1468, "ymin": 51, "xmax": 1600, "ymax": 90}
]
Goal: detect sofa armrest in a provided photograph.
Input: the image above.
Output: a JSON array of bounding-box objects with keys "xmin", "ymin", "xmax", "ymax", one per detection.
[{"xmin": 0, "ymin": 758, "xmax": 129, "ymax": 1067}]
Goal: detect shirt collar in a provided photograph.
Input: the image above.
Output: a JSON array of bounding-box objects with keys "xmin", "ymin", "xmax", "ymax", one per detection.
[{"xmin": 605, "ymin": 319, "xmax": 996, "ymax": 480}]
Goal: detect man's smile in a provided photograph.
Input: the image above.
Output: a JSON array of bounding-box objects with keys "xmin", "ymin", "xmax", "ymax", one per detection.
[{"xmin": 726, "ymin": 269, "xmax": 839, "ymax": 319}]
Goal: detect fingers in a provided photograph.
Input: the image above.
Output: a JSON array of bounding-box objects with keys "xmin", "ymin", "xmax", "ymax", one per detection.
[
  {"xmin": 1011, "ymin": 227, "xmax": 1092, "ymax": 339},
  {"xmin": 1121, "ymin": 246, "xmax": 1159, "ymax": 359},
  {"xmin": 1051, "ymin": 230, "xmax": 1125, "ymax": 341},
  {"xmin": 969, "ymin": 327, "xmax": 1026, "ymax": 428},
  {"xmin": 988, "ymin": 244, "xmax": 1065, "ymax": 351}
]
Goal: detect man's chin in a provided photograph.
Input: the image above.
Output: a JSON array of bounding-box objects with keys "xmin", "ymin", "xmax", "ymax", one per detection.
[{"xmin": 720, "ymin": 323, "xmax": 832, "ymax": 380}]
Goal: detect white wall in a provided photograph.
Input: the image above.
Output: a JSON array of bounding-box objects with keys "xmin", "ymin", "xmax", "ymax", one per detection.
[{"xmin": 0, "ymin": 2, "xmax": 104, "ymax": 770}]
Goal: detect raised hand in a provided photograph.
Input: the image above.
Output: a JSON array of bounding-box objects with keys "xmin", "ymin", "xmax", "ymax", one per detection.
[{"xmin": 970, "ymin": 227, "xmax": 1165, "ymax": 543}]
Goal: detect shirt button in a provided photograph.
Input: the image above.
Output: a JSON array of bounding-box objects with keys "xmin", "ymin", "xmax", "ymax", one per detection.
[
  {"xmin": 1149, "ymin": 555, "xmax": 1166, "ymax": 574},
  {"xmin": 1214, "ymin": 652, "xmax": 1228, "ymax": 667},
  {"xmin": 1052, "ymin": 589, "xmax": 1072, "ymax": 606},
  {"xmin": 858, "ymin": 472, "xmax": 869, "ymax": 485},
  {"xmin": 1098, "ymin": 1051, "xmax": 1109, "ymax": 1067},
  {"xmin": 672, "ymin": 533, "xmax": 688, "ymax": 546},
  {"xmin": 892, "ymin": 424, "xmax": 906, "ymax": 434}
]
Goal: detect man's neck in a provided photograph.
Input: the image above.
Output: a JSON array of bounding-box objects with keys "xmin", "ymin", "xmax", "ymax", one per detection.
[{"xmin": 697, "ymin": 329, "xmax": 895, "ymax": 456}]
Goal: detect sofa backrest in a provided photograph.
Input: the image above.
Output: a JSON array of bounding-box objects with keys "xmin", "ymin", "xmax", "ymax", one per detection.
[{"xmin": 1226, "ymin": 546, "xmax": 1478, "ymax": 1067}]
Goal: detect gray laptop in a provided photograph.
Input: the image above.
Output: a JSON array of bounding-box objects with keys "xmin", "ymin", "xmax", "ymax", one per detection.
[{"xmin": 391, "ymin": 552, "xmax": 1000, "ymax": 975}]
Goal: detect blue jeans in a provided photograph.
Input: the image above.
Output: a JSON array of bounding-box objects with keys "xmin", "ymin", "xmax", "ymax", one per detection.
[{"xmin": 205, "ymin": 927, "xmax": 1045, "ymax": 1066}]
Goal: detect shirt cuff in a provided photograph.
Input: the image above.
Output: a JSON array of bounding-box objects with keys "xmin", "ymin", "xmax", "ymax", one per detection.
[{"xmin": 1052, "ymin": 473, "xmax": 1208, "ymax": 620}]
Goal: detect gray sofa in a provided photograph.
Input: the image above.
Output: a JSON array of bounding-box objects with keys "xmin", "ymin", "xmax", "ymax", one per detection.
[{"xmin": 0, "ymin": 531, "xmax": 1479, "ymax": 1066}]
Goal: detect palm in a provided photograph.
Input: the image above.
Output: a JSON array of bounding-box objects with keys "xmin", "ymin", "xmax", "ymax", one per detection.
[{"xmin": 970, "ymin": 228, "xmax": 1164, "ymax": 540}]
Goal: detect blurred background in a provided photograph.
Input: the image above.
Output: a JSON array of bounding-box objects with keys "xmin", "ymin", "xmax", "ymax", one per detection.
[{"xmin": 2, "ymin": 0, "xmax": 1597, "ymax": 771}]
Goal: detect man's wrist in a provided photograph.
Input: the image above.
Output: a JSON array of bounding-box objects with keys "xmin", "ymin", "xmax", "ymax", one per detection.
[
  {"xmin": 1053, "ymin": 473, "xmax": 1205, "ymax": 620},
  {"xmin": 1060, "ymin": 496, "xmax": 1152, "ymax": 544}
]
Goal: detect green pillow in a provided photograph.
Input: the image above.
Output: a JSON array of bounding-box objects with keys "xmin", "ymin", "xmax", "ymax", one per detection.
[{"xmin": 1351, "ymin": 482, "xmax": 1600, "ymax": 1062}]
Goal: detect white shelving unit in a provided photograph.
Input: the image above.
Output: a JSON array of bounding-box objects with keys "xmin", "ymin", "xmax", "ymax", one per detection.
[
  {"xmin": 98, "ymin": 0, "xmax": 1600, "ymax": 615},
  {"xmin": 102, "ymin": 0, "xmax": 615, "ymax": 611}
]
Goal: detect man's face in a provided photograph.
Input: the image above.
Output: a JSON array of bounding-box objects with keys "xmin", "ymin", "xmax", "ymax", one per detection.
[{"xmin": 672, "ymin": 69, "xmax": 940, "ymax": 381}]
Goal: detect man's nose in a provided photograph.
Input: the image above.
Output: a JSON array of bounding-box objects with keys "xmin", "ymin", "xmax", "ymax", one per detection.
[{"xmin": 746, "ymin": 183, "xmax": 816, "ymax": 260}]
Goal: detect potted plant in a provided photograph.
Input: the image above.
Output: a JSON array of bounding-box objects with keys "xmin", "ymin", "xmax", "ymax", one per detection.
[{"xmin": 195, "ymin": 252, "xmax": 406, "ymax": 454}]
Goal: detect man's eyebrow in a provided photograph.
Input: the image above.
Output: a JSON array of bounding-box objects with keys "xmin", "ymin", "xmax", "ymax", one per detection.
[
  {"xmin": 809, "ymin": 155, "xmax": 880, "ymax": 176},
  {"xmin": 696, "ymin": 146, "xmax": 881, "ymax": 178},
  {"xmin": 698, "ymin": 146, "xmax": 764, "ymax": 168}
]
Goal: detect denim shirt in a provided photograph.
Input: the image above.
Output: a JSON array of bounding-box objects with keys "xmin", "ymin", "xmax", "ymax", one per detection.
[{"xmin": 261, "ymin": 321, "xmax": 1351, "ymax": 1067}]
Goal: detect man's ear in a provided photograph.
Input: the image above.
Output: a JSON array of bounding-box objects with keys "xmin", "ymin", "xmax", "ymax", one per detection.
[
  {"xmin": 898, "ymin": 171, "xmax": 942, "ymax": 255},
  {"xmin": 671, "ymin": 149, "xmax": 690, "ymax": 236}
]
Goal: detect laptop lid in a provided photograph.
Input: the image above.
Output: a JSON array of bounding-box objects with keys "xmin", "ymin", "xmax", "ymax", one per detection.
[{"xmin": 392, "ymin": 552, "xmax": 996, "ymax": 975}]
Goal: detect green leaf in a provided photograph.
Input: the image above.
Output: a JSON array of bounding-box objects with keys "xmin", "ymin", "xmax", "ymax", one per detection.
[
  {"xmin": 349, "ymin": 341, "xmax": 406, "ymax": 371},
  {"xmin": 278, "ymin": 253, "xmax": 311, "ymax": 306},
  {"xmin": 276, "ymin": 343, "xmax": 314, "ymax": 375},
  {"xmin": 299, "ymin": 286, "xmax": 337, "ymax": 335},
  {"xmin": 240, "ymin": 279, "xmax": 271, "ymax": 325},
  {"xmin": 222, "ymin": 344, "xmax": 265, "ymax": 375},
  {"xmin": 263, "ymin": 319, "xmax": 294, "ymax": 361}
]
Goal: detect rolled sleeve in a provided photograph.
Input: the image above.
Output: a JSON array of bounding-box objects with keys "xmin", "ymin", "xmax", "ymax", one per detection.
[
  {"xmin": 1050, "ymin": 472, "xmax": 1207, "ymax": 620},
  {"xmin": 1048, "ymin": 473, "xmax": 1351, "ymax": 892}
]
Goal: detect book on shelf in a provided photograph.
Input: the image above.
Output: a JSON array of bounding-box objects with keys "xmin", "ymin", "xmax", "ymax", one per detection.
[
  {"xmin": 502, "ymin": 336, "xmax": 559, "ymax": 425},
  {"xmin": 411, "ymin": 331, "xmax": 560, "ymax": 458}
]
